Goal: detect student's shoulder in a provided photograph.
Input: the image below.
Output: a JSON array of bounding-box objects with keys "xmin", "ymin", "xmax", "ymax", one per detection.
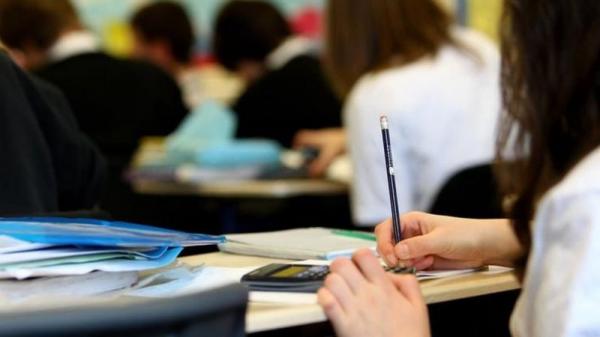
[
  {"xmin": 0, "ymin": 52, "xmax": 23, "ymax": 82},
  {"xmin": 38, "ymin": 52, "xmax": 107, "ymax": 73},
  {"xmin": 36, "ymin": 53, "xmax": 113, "ymax": 84},
  {"xmin": 116, "ymin": 57, "xmax": 165, "ymax": 75},
  {"xmin": 281, "ymin": 54, "xmax": 321, "ymax": 70},
  {"xmin": 450, "ymin": 27, "xmax": 500, "ymax": 65},
  {"xmin": 347, "ymin": 67, "xmax": 421, "ymax": 107},
  {"xmin": 267, "ymin": 54, "xmax": 324, "ymax": 83},
  {"xmin": 103, "ymin": 56, "xmax": 174, "ymax": 84},
  {"xmin": 241, "ymin": 55, "xmax": 321, "ymax": 95},
  {"xmin": 452, "ymin": 27, "xmax": 498, "ymax": 53},
  {"xmin": 39, "ymin": 52, "xmax": 170, "ymax": 81},
  {"xmin": 535, "ymin": 148, "xmax": 600, "ymax": 248},
  {"xmin": 544, "ymin": 147, "xmax": 600, "ymax": 205},
  {"xmin": 0, "ymin": 51, "xmax": 14, "ymax": 69},
  {"xmin": 109, "ymin": 56, "xmax": 183, "ymax": 97},
  {"xmin": 0, "ymin": 53, "xmax": 59, "ymax": 103}
]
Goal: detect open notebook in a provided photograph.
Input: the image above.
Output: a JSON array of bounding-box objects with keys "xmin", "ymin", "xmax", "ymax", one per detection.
[{"xmin": 219, "ymin": 228, "xmax": 376, "ymax": 260}]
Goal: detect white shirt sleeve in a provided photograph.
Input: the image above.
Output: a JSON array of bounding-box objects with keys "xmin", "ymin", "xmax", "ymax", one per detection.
[
  {"xmin": 512, "ymin": 193, "xmax": 600, "ymax": 337},
  {"xmin": 345, "ymin": 92, "xmax": 413, "ymax": 226}
]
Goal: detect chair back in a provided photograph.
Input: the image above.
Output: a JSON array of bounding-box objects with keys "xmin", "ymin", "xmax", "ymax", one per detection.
[
  {"xmin": 0, "ymin": 284, "xmax": 248, "ymax": 337},
  {"xmin": 430, "ymin": 164, "xmax": 503, "ymax": 218}
]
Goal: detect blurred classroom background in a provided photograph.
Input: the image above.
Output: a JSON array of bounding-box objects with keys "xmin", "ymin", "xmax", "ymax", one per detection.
[
  {"xmin": 74, "ymin": 0, "xmax": 502, "ymax": 58},
  {"xmin": 0, "ymin": 0, "xmax": 504, "ymax": 236},
  {"xmin": 0, "ymin": 2, "xmax": 518, "ymax": 334},
  {"xmin": 64, "ymin": 0, "xmax": 504, "ymax": 234}
]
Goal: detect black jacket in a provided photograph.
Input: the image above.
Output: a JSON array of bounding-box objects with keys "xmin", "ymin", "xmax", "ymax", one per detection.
[
  {"xmin": 35, "ymin": 52, "xmax": 188, "ymax": 166},
  {"xmin": 35, "ymin": 52, "xmax": 188, "ymax": 218},
  {"xmin": 233, "ymin": 55, "xmax": 342, "ymax": 148},
  {"xmin": 0, "ymin": 53, "xmax": 105, "ymax": 215}
]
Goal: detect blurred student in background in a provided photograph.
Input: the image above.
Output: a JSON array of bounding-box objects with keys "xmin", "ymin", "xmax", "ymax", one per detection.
[
  {"xmin": 0, "ymin": 0, "xmax": 187, "ymax": 220},
  {"xmin": 0, "ymin": 51, "xmax": 105, "ymax": 215},
  {"xmin": 300, "ymin": 0, "xmax": 501, "ymax": 226},
  {"xmin": 213, "ymin": 0, "xmax": 341, "ymax": 148},
  {"xmin": 130, "ymin": 1, "xmax": 201, "ymax": 109}
]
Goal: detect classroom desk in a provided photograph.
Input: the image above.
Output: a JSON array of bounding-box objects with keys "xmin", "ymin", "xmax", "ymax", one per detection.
[
  {"xmin": 179, "ymin": 252, "xmax": 521, "ymax": 334},
  {"xmin": 0, "ymin": 252, "xmax": 520, "ymax": 335},
  {"xmin": 133, "ymin": 178, "xmax": 347, "ymax": 198},
  {"xmin": 130, "ymin": 137, "xmax": 348, "ymax": 198}
]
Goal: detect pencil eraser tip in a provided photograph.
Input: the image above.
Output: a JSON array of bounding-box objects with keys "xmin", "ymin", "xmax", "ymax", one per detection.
[{"xmin": 380, "ymin": 116, "xmax": 388, "ymax": 129}]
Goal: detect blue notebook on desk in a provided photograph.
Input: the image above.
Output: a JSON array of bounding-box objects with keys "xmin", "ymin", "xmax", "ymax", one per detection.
[{"xmin": 0, "ymin": 217, "xmax": 225, "ymax": 248}]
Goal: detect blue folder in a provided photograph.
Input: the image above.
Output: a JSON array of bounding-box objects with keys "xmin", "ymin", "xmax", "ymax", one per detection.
[{"xmin": 0, "ymin": 217, "xmax": 225, "ymax": 248}]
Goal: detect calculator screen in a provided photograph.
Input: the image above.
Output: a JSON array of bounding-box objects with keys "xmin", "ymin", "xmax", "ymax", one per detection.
[{"xmin": 271, "ymin": 266, "xmax": 309, "ymax": 278}]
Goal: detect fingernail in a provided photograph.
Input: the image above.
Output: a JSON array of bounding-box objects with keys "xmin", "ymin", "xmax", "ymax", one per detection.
[{"xmin": 396, "ymin": 244, "xmax": 409, "ymax": 259}]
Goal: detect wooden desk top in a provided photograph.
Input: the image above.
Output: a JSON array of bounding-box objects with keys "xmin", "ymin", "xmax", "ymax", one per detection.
[
  {"xmin": 129, "ymin": 137, "xmax": 348, "ymax": 198},
  {"xmin": 180, "ymin": 252, "xmax": 521, "ymax": 333}
]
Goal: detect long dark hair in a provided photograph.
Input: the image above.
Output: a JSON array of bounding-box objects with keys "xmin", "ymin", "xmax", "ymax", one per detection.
[
  {"xmin": 497, "ymin": 0, "xmax": 600, "ymax": 271},
  {"xmin": 324, "ymin": 0, "xmax": 458, "ymax": 98}
]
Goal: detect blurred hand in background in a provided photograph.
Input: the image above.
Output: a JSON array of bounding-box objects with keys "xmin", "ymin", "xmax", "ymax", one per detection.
[{"xmin": 293, "ymin": 128, "xmax": 346, "ymax": 177}]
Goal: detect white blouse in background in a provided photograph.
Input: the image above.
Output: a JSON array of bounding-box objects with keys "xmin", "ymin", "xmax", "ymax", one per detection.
[
  {"xmin": 511, "ymin": 146, "xmax": 600, "ymax": 337},
  {"xmin": 345, "ymin": 27, "xmax": 501, "ymax": 225}
]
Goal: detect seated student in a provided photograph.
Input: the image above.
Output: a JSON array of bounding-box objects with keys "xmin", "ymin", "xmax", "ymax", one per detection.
[
  {"xmin": 318, "ymin": 1, "xmax": 600, "ymax": 336},
  {"xmin": 0, "ymin": 0, "xmax": 188, "ymax": 219},
  {"xmin": 0, "ymin": 51, "xmax": 105, "ymax": 215},
  {"xmin": 130, "ymin": 1, "xmax": 202, "ymax": 109},
  {"xmin": 212, "ymin": 0, "xmax": 341, "ymax": 148},
  {"xmin": 308, "ymin": 0, "xmax": 501, "ymax": 226}
]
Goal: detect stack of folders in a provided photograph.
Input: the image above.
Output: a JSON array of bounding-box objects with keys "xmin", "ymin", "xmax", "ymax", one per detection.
[{"xmin": 0, "ymin": 217, "xmax": 224, "ymax": 302}]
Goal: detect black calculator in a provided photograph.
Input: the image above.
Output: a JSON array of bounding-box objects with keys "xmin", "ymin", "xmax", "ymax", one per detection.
[{"xmin": 241, "ymin": 264, "xmax": 329, "ymax": 292}]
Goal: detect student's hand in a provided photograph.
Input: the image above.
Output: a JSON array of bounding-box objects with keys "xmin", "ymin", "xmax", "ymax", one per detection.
[
  {"xmin": 375, "ymin": 212, "xmax": 520, "ymax": 270},
  {"xmin": 318, "ymin": 249, "xmax": 430, "ymax": 337},
  {"xmin": 293, "ymin": 128, "xmax": 346, "ymax": 177}
]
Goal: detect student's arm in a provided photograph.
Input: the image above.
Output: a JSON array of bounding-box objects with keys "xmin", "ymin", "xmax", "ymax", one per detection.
[
  {"xmin": 293, "ymin": 128, "xmax": 346, "ymax": 177},
  {"xmin": 375, "ymin": 213, "xmax": 523, "ymax": 269}
]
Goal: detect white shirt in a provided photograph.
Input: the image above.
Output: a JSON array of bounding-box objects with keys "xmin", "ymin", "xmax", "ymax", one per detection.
[
  {"xmin": 265, "ymin": 36, "xmax": 317, "ymax": 70},
  {"xmin": 345, "ymin": 27, "xmax": 501, "ymax": 225},
  {"xmin": 48, "ymin": 31, "xmax": 99, "ymax": 62},
  {"xmin": 178, "ymin": 68, "xmax": 207, "ymax": 109},
  {"xmin": 510, "ymin": 146, "xmax": 600, "ymax": 337}
]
